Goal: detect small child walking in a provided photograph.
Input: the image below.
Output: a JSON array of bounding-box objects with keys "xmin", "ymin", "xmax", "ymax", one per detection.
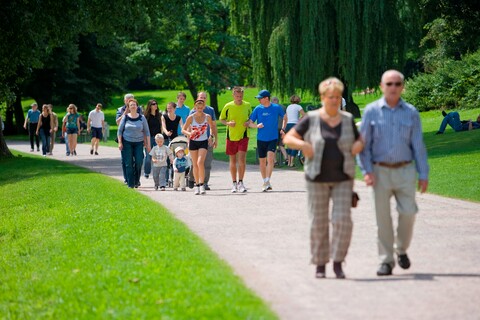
[
  {"xmin": 149, "ymin": 134, "xmax": 173, "ymax": 191},
  {"xmin": 173, "ymin": 146, "xmax": 190, "ymax": 191}
]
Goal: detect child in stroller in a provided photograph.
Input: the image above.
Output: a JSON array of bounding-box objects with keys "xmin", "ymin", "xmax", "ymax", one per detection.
[{"xmin": 167, "ymin": 136, "xmax": 191, "ymax": 188}]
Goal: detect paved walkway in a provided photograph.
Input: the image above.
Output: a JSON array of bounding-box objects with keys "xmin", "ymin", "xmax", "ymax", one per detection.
[{"xmin": 8, "ymin": 141, "xmax": 480, "ymax": 319}]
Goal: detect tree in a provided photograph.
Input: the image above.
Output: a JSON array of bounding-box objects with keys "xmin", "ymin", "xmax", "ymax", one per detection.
[
  {"xmin": 235, "ymin": 0, "xmax": 421, "ymax": 103},
  {"xmin": 23, "ymin": 34, "xmax": 134, "ymax": 113},
  {"xmin": 127, "ymin": 0, "xmax": 251, "ymax": 114},
  {"xmin": 419, "ymin": 0, "xmax": 480, "ymax": 72},
  {"xmin": 0, "ymin": 0, "xmax": 177, "ymax": 158}
]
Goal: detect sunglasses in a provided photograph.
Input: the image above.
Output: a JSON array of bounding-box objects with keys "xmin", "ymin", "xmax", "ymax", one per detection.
[
  {"xmin": 151, "ymin": 102, "xmax": 157, "ymax": 105},
  {"xmin": 385, "ymin": 82, "xmax": 403, "ymax": 87}
]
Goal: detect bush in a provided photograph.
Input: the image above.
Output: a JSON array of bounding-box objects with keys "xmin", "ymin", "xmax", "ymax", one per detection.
[{"xmin": 404, "ymin": 49, "xmax": 480, "ymax": 111}]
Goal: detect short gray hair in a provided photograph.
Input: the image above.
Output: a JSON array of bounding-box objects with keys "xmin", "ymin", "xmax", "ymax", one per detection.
[
  {"xmin": 124, "ymin": 93, "xmax": 134, "ymax": 101},
  {"xmin": 381, "ymin": 70, "xmax": 404, "ymax": 83}
]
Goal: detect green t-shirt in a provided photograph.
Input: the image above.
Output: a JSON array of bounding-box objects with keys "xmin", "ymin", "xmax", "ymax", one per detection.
[
  {"xmin": 219, "ymin": 100, "xmax": 252, "ymax": 141},
  {"xmin": 66, "ymin": 113, "xmax": 80, "ymax": 129}
]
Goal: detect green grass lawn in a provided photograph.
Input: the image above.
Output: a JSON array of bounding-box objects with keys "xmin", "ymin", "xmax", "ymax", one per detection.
[{"xmin": 0, "ymin": 151, "xmax": 277, "ymax": 319}]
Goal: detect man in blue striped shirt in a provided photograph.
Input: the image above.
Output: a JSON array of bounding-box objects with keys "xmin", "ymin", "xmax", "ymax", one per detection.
[{"xmin": 359, "ymin": 70, "xmax": 429, "ymax": 276}]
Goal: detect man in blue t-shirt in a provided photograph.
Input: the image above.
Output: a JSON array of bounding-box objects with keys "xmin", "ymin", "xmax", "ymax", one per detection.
[
  {"xmin": 175, "ymin": 92, "xmax": 190, "ymax": 136},
  {"xmin": 247, "ymin": 89, "xmax": 287, "ymax": 192},
  {"xmin": 23, "ymin": 103, "xmax": 41, "ymax": 152}
]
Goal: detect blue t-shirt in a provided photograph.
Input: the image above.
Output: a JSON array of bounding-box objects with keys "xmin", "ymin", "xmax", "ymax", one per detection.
[
  {"xmin": 118, "ymin": 114, "xmax": 150, "ymax": 143},
  {"xmin": 249, "ymin": 103, "xmax": 285, "ymax": 141},
  {"xmin": 174, "ymin": 156, "xmax": 189, "ymax": 173},
  {"xmin": 175, "ymin": 105, "xmax": 190, "ymax": 135},
  {"xmin": 190, "ymin": 105, "xmax": 216, "ymax": 136},
  {"xmin": 27, "ymin": 109, "xmax": 41, "ymax": 123}
]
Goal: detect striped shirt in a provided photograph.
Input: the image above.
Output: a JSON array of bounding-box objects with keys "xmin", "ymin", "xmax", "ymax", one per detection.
[{"xmin": 359, "ymin": 97, "xmax": 429, "ymax": 180}]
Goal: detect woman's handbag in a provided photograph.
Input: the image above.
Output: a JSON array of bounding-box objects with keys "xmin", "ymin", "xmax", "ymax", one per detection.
[{"xmin": 352, "ymin": 191, "xmax": 360, "ymax": 208}]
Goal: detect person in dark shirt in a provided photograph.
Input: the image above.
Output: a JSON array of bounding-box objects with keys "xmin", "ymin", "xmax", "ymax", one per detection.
[
  {"xmin": 143, "ymin": 99, "xmax": 162, "ymax": 179},
  {"xmin": 283, "ymin": 77, "xmax": 363, "ymax": 279}
]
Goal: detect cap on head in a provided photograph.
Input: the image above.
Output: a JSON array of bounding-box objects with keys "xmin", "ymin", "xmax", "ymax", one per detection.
[
  {"xmin": 175, "ymin": 146, "xmax": 184, "ymax": 155},
  {"xmin": 255, "ymin": 90, "xmax": 271, "ymax": 99}
]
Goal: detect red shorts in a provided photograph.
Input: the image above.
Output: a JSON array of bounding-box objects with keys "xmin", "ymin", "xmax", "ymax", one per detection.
[{"xmin": 226, "ymin": 137, "xmax": 249, "ymax": 155}]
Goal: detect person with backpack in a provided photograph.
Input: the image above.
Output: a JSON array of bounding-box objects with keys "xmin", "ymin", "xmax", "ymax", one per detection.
[{"xmin": 117, "ymin": 99, "xmax": 151, "ymax": 188}]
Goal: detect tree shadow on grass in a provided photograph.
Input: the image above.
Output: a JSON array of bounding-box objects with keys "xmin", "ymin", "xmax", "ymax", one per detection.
[
  {"xmin": 0, "ymin": 154, "xmax": 93, "ymax": 187},
  {"xmin": 423, "ymin": 129, "xmax": 480, "ymax": 159}
]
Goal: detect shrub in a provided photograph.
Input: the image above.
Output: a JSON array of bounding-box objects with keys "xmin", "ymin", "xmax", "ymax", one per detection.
[{"xmin": 404, "ymin": 49, "xmax": 480, "ymax": 111}]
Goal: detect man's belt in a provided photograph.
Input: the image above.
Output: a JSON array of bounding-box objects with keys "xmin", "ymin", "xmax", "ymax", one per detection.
[{"xmin": 374, "ymin": 161, "xmax": 412, "ymax": 168}]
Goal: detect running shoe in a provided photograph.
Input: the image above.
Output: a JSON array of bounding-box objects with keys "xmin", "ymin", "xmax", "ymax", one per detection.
[
  {"xmin": 231, "ymin": 182, "xmax": 237, "ymax": 193},
  {"xmin": 266, "ymin": 182, "xmax": 272, "ymax": 191},
  {"xmin": 200, "ymin": 185, "xmax": 206, "ymax": 194},
  {"xmin": 237, "ymin": 181, "xmax": 247, "ymax": 193},
  {"xmin": 194, "ymin": 186, "xmax": 200, "ymax": 195},
  {"xmin": 262, "ymin": 182, "xmax": 268, "ymax": 192}
]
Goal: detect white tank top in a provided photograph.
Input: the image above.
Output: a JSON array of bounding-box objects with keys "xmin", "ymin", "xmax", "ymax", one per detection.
[{"xmin": 190, "ymin": 114, "xmax": 209, "ymax": 141}]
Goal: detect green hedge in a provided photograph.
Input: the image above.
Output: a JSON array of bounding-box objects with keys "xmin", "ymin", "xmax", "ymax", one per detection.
[{"xmin": 404, "ymin": 49, "xmax": 480, "ymax": 111}]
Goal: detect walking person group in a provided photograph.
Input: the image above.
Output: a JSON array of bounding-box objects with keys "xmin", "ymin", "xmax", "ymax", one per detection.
[
  {"xmin": 21, "ymin": 73, "xmax": 428, "ymax": 280},
  {"xmin": 285, "ymin": 70, "xmax": 429, "ymax": 279}
]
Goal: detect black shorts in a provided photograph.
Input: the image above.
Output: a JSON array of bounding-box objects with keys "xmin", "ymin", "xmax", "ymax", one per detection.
[
  {"xmin": 189, "ymin": 139, "xmax": 208, "ymax": 151},
  {"xmin": 66, "ymin": 127, "xmax": 78, "ymax": 134},
  {"xmin": 257, "ymin": 139, "xmax": 277, "ymax": 158},
  {"xmin": 91, "ymin": 127, "xmax": 103, "ymax": 139}
]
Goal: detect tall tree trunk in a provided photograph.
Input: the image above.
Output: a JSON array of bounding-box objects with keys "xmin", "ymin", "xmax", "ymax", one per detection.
[
  {"xmin": 343, "ymin": 83, "xmax": 361, "ymax": 118},
  {"xmin": 4, "ymin": 92, "xmax": 25, "ymax": 135},
  {"xmin": 184, "ymin": 72, "xmax": 198, "ymax": 102},
  {"xmin": 0, "ymin": 115, "xmax": 13, "ymax": 158},
  {"xmin": 209, "ymin": 91, "xmax": 219, "ymax": 117},
  {"xmin": 13, "ymin": 93, "xmax": 25, "ymax": 133}
]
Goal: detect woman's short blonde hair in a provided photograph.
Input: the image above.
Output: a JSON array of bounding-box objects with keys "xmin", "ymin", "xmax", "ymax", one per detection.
[{"xmin": 318, "ymin": 77, "xmax": 344, "ymax": 95}]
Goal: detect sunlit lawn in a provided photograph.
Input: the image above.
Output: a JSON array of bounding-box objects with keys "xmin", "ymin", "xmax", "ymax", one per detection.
[{"xmin": 0, "ymin": 151, "xmax": 277, "ymax": 319}]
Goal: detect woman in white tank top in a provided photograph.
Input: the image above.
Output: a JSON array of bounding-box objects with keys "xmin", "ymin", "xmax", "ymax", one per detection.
[{"xmin": 182, "ymin": 99, "xmax": 217, "ymax": 195}]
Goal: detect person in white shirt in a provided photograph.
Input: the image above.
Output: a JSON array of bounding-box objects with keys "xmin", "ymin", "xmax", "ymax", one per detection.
[
  {"xmin": 284, "ymin": 95, "xmax": 306, "ymax": 166},
  {"xmin": 87, "ymin": 103, "xmax": 105, "ymax": 155}
]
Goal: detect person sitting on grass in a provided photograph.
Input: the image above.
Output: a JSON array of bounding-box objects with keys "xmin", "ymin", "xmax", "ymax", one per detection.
[{"xmin": 436, "ymin": 111, "xmax": 480, "ymax": 134}]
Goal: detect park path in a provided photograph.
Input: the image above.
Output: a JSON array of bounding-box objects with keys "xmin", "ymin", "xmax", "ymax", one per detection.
[{"xmin": 8, "ymin": 141, "xmax": 480, "ymax": 320}]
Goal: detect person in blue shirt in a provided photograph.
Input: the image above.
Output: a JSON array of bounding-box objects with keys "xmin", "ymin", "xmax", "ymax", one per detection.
[
  {"xmin": 247, "ymin": 90, "xmax": 287, "ymax": 192},
  {"xmin": 116, "ymin": 93, "xmax": 141, "ymax": 184},
  {"xmin": 23, "ymin": 103, "xmax": 41, "ymax": 152},
  {"xmin": 175, "ymin": 92, "xmax": 190, "ymax": 136},
  {"xmin": 117, "ymin": 98, "xmax": 151, "ymax": 188},
  {"xmin": 359, "ymin": 70, "xmax": 429, "ymax": 277},
  {"xmin": 435, "ymin": 111, "xmax": 480, "ymax": 134}
]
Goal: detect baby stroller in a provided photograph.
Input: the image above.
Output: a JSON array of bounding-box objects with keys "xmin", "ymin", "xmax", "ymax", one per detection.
[{"xmin": 167, "ymin": 136, "xmax": 191, "ymax": 188}]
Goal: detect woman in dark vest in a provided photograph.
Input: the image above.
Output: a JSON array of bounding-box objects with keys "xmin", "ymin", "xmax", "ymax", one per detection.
[{"xmin": 283, "ymin": 77, "xmax": 364, "ymax": 279}]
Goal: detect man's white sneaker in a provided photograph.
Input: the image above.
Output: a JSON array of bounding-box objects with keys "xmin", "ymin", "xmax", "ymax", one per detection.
[
  {"xmin": 266, "ymin": 182, "xmax": 272, "ymax": 191},
  {"xmin": 194, "ymin": 186, "xmax": 200, "ymax": 195},
  {"xmin": 237, "ymin": 181, "xmax": 247, "ymax": 193},
  {"xmin": 231, "ymin": 182, "xmax": 237, "ymax": 193},
  {"xmin": 200, "ymin": 185, "xmax": 206, "ymax": 194}
]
